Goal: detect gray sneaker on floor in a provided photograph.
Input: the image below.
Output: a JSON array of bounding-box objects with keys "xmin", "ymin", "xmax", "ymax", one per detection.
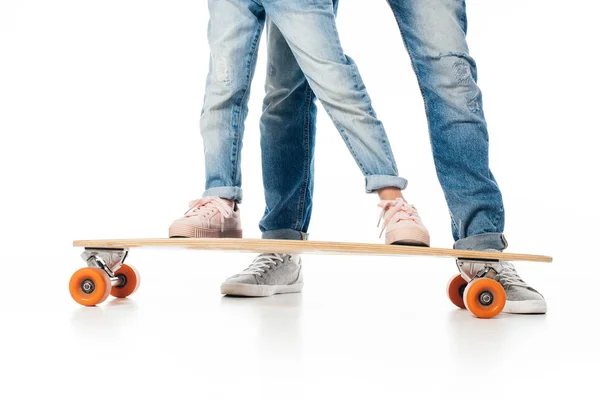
[
  {"xmin": 495, "ymin": 260, "xmax": 547, "ymax": 314},
  {"xmin": 220, "ymin": 253, "xmax": 303, "ymax": 297}
]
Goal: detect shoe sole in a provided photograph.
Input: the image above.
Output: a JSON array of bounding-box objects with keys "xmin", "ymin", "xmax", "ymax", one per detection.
[
  {"xmin": 387, "ymin": 226, "xmax": 430, "ymax": 247},
  {"xmin": 220, "ymin": 282, "xmax": 304, "ymax": 297},
  {"xmin": 503, "ymin": 300, "xmax": 547, "ymax": 314},
  {"xmin": 169, "ymin": 224, "xmax": 242, "ymax": 239}
]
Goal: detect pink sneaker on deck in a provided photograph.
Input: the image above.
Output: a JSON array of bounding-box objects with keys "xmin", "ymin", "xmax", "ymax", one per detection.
[
  {"xmin": 169, "ymin": 197, "xmax": 242, "ymax": 238},
  {"xmin": 378, "ymin": 198, "xmax": 430, "ymax": 246}
]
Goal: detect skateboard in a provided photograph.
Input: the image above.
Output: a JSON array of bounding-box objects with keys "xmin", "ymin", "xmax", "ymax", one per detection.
[{"xmin": 70, "ymin": 238, "xmax": 552, "ymax": 319}]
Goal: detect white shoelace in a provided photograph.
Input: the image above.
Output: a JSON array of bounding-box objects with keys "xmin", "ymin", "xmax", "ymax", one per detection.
[
  {"xmin": 184, "ymin": 197, "xmax": 234, "ymax": 232},
  {"xmin": 239, "ymin": 253, "xmax": 285, "ymax": 277}
]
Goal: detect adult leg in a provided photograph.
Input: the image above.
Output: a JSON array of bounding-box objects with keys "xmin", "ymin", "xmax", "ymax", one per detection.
[{"xmin": 169, "ymin": 0, "xmax": 265, "ymax": 239}]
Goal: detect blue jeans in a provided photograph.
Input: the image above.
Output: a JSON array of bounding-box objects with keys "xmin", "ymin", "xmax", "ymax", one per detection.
[
  {"xmin": 200, "ymin": 0, "xmax": 406, "ymax": 206},
  {"xmin": 260, "ymin": 0, "xmax": 507, "ymax": 251}
]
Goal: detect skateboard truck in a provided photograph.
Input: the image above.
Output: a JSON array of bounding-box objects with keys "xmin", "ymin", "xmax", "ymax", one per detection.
[
  {"xmin": 456, "ymin": 258, "xmax": 503, "ymax": 282},
  {"xmin": 447, "ymin": 258, "xmax": 507, "ymax": 316},
  {"xmin": 81, "ymin": 248, "xmax": 129, "ymax": 288},
  {"xmin": 70, "ymin": 247, "xmax": 140, "ymax": 306}
]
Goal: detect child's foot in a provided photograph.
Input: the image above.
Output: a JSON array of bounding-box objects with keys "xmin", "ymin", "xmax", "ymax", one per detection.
[
  {"xmin": 220, "ymin": 253, "xmax": 303, "ymax": 297},
  {"xmin": 169, "ymin": 197, "xmax": 242, "ymax": 238},
  {"xmin": 495, "ymin": 260, "xmax": 547, "ymax": 314},
  {"xmin": 378, "ymin": 198, "xmax": 430, "ymax": 246}
]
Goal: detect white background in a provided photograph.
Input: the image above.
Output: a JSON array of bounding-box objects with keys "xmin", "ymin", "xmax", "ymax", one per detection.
[{"xmin": 1, "ymin": 1, "xmax": 599, "ymax": 399}]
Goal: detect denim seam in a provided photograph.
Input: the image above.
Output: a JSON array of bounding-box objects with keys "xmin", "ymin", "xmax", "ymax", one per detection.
[
  {"xmin": 295, "ymin": 85, "xmax": 313, "ymax": 231},
  {"xmin": 449, "ymin": 209, "xmax": 460, "ymax": 237},
  {"xmin": 491, "ymin": 204, "xmax": 504, "ymax": 231},
  {"xmin": 347, "ymin": 55, "xmax": 397, "ymax": 174},
  {"xmin": 317, "ymin": 96, "xmax": 367, "ymax": 174},
  {"xmin": 339, "ymin": 127, "xmax": 367, "ymax": 174},
  {"xmin": 460, "ymin": 0, "xmax": 468, "ymax": 33},
  {"xmin": 332, "ymin": 64, "xmax": 367, "ymax": 174},
  {"xmin": 232, "ymin": 22, "xmax": 264, "ymax": 185}
]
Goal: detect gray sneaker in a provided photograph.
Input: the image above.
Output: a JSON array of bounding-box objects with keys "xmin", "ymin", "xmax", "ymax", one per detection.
[
  {"xmin": 220, "ymin": 253, "xmax": 304, "ymax": 297},
  {"xmin": 496, "ymin": 261, "xmax": 547, "ymax": 314}
]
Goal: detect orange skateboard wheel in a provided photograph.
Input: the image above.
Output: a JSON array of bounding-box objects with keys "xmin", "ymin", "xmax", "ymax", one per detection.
[
  {"xmin": 447, "ymin": 273, "xmax": 468, "ymax": 309},
  {"xmin": 463, "ymin": 278, "xmax": 506, "ymax": 319},
  {"xmin": 110, "ymin": 264, "xmax": 141, "ymax": 298},
  {"xmin": 69, "ymin": 267, "xmax": 111, "ymax": 306}
]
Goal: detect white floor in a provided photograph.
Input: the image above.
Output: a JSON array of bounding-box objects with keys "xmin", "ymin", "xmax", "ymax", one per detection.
[{"xmin": 1, "ymin": 238, "xmax": 597, "ymax": 400}]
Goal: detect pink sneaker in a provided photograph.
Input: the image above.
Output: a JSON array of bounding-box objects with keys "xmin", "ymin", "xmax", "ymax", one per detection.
[
  {"xmin": 169, "ymin": 197, "xmax": 242, "ymax": 238},
  {"xmin": 378, "ymin": 198, "xmax": 430, "ymax": 246}
]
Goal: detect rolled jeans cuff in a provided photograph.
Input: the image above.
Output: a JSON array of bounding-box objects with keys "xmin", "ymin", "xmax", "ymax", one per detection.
[
  {"xmin": 453, "ymin": 233, "xmax": 508, "ymax": 251},
  {"xmin": 203, "ymin": 186, "xmax": 243, "ymax": 203},
  {"xmin": 365, "ymin": 175, "xmax": 408, "ymax": 193},
  {"xmin": 262, "ymin": 229, "xmax": 308, "ymax": 240}
]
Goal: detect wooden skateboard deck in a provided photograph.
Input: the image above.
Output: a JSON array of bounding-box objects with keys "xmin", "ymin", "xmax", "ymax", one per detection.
[{"xmin": 73, "ymin": 238, "xmax": 552, "ymax": 263}]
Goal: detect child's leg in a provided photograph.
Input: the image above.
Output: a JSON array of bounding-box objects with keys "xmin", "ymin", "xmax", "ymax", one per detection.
[
  {"xmin": 262, "ymin": 0, "xmax": 407, "ymax": 196},
  {"xmin": 201, "ymin": 0, "xmax": 266, "ymax": 202},
  {"xmin": 169, "ymin": 0, "xmax": 265, "ymax": 239},
  {"xmin": 261, "ymin": 0, "xmax": 428, "ymax": 246}
]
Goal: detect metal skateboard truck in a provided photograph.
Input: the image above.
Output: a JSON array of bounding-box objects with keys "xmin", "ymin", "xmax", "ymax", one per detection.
[
  {"xmin": 71, "ymin": 248, "xmax": 139, "ymax": 305},
  {"xmin": 447, "ymin": 258, "xmax": 506, "ymax": 316}
]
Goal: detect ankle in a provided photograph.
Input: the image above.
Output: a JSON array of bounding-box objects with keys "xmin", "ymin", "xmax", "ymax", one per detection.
[{"xmin": 378, "ymin": 187, "xmax": 405, "ymax": 201}]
